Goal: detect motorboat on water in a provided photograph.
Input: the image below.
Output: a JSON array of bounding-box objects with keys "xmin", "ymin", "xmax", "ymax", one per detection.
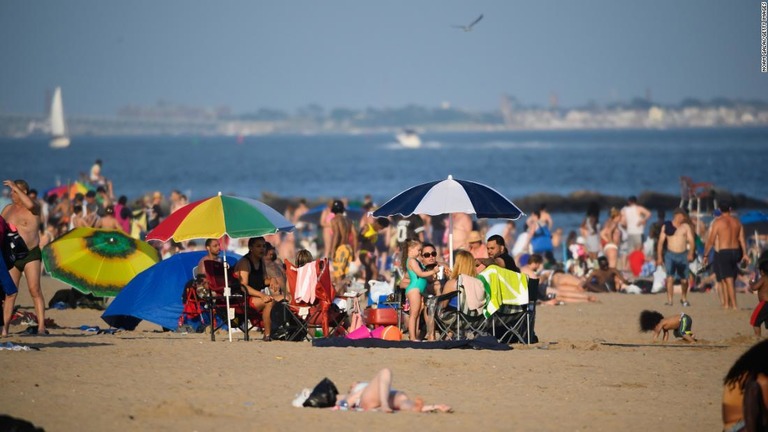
[
  {"xmin": 49, "ymin": 87, "xmax": 70, "ymax": 149},
  {"xmin": 395, "ymin": 128, "xmax": 421, "ymax": 148}
]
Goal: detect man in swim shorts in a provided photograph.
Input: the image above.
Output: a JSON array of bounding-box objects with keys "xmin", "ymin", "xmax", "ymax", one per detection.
[
  {"xmin": 657, "ymin": 208, "xmax": 695, "ymax": 307},
  {"xmin": 703, "ymin": 202, "xmax": 749, "ymax": 310},
  {"xmin": 1, "ymin": 179, "xmax": 46, "ymax": 336}
]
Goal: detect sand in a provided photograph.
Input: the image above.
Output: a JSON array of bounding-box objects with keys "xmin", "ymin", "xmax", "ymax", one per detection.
[{"xmin": 0, "ymin": 276, "xmax": 763, "ymax": 431}]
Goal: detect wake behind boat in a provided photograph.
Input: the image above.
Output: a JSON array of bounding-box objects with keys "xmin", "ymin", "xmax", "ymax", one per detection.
[
  {"xmin": 49, "ymin": 87, "xmax": 70, "ymax": 149},
  {"xmin": 395, "ymin": 128, "xmax": 421, "ymax": 148}
]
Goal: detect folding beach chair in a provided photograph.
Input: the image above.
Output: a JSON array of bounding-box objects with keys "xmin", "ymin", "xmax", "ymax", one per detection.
[
  {"xmin": 432, "ymin": 274, "xmax": 490, "ymax": 340},
  {"xmin": 284, "ymin": 258, "xmax": 344, "ymax": 338},
  {"xmin": 479, "ymin": 265, "xmax": 537, "ymax": 344},
  {"xmin": 203, "ymin": 260, "xmax": 259, "ymax": 341}
]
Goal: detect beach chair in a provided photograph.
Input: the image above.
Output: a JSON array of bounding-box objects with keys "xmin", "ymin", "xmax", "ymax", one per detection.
[
  {"xmin": 203, "ymin": 260, "xmax": 259, "ymax": 341},
  {"xmin": 479, "ymin": 265, "xmax": 537, "ymax": 344},
  {"xmin": 178, "ymin": 276, "xmax": 209, "ymax": 332},
  {"xmin": 432, "ymin": 274, "xmax": 491, "ymax": 340},
  {"xmin": 284, "ymin": 258, "xmax": 344, "ymax": 338}
]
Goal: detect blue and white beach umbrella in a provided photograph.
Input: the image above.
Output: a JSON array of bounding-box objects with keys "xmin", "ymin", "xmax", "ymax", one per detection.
[{"xmin": 373, "ymin": 175, "xmax": 525, "ymax": 267}]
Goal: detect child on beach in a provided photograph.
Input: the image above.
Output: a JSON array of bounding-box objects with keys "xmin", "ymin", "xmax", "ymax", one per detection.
[
  {"xmin": 639, "ymin": 310, "xmax": 696, "ymax": 342},
  {"xmin": 748, "ymin": 260, "xmax": 768, "ymax": 337},
  {"xmin": 403, "ymin": 239, "xmax": 439, "ymax": 341}
]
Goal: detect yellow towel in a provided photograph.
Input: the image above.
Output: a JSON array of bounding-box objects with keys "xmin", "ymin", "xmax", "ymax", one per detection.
[{"xmin": 478, "ymin": 265, "xmax": 529, "ymax": 317}]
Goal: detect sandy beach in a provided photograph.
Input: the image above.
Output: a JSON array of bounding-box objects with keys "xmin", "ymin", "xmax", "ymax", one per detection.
[{"xmin": 1, "ymin": 275, "xmax": 762, "ymax": 431}]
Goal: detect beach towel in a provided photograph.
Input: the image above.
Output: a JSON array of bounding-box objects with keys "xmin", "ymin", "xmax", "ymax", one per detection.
[
  {"xmin": 478, "ymin": 265, "xmax": 529, "ymax": 318},
  {"xmin": 459, "ymin": 275, "xmax": 485, "ymax": 313},
  {"xmin": 295, "ymin": 263, "xmax": 318, "ymax": 304}
]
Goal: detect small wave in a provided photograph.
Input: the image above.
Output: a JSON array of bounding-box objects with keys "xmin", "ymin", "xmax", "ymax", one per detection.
[
  {"xmin": 381, "ymin": 141, "xmax": 443, "ymax": 150},
  {"xmin": 478, "ymin": 140, "xmax": 554, "ymax": 150}
]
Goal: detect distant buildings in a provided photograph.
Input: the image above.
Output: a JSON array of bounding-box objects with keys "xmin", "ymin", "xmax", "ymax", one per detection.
[{"xmin": 1, "ymin": 97, "xmax": 768, "ymax": 137}]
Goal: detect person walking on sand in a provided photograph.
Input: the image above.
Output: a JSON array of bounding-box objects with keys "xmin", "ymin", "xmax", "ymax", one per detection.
[
  {"xmin": 657, "ymin": 208, "xmax": 695, "ymax": 307},
  {"xmin": 1, "ymin": 180, "xmax": 46, "ymax": 336},
  {"xmin": 703, "ymin": 202, "xmax": 749, "ymax": 310}
]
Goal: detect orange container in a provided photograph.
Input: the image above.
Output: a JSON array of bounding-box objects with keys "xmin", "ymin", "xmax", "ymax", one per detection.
[{"xmin": 364, "ymin": 308, "xmax": 398, "ymax": 326}]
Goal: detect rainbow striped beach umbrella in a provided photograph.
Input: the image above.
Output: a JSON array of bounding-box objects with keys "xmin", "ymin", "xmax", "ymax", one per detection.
[
  {"xmin": 145, "ymin": 193, "xmax": 293, "ymax": 342},
  {"xmin": 145, "ymin": 193, "xmax": 294, "ymax": 242},
  {"xmin": 42, "ymin": 228, "xmax": 161, "ymax": 298}
]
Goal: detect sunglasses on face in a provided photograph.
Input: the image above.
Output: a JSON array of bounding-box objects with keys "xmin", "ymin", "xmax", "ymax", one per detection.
[{"xmin": 422, "ymin": 251, "xmax": 437, "ymax": 258}]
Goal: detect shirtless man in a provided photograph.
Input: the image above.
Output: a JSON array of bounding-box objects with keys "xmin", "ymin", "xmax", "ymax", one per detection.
[
  {"xmin": 1, "ymin": 180, "xmax": 46, "ymax": 336},
  {"xmin": 329, "ymin": 200, "xmax": 357, "ymax": 284},
  {"xmin": 703, "ymin": 203, "xmax": 748, "ymax": 310},
  {"xmin": 196, "ymin": 238, "xmax": 222, "ymax": 278},
  {"xmin": 94, "ymin": 205, "xmax": 123, "ymax": 231},
  {"xmin": 657, "ymin": 208, "xmax": 695, "ymax": 307},
  {"xmin": 586, "ymin": 256, "xmax": 630, "ymax": 293},
  {"xmin": 451, "ymin": 212, "xmax": 472, "ymax": 251}
]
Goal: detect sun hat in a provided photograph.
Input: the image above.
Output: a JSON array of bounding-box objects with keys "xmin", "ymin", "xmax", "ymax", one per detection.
[{"xmin": 331, "ymin": 200, "xmax": 345, "ymax": 214}]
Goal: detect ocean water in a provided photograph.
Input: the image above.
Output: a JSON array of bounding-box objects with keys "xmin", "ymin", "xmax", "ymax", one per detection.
[{"xmin": 2, "ymin": 127, "xmax": 767, "ymax": 235}]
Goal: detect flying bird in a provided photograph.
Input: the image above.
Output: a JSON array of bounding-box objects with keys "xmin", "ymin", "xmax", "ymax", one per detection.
[{"xmin": 452, "ymin": 14, "xmax": 483, "ymax": 32}]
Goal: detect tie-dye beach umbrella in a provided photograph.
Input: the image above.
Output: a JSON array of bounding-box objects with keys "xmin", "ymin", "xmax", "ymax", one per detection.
[
  {"xmin": 373, "ymin": 175, "xmax": 524, "ymax": 267},
  {"xmin": 42, "ymin": 228, "xmax": 161, "ymax": 297},
  {"xmin": 145, "ymin": 192, "xmax": 294, "ymax": 342}
]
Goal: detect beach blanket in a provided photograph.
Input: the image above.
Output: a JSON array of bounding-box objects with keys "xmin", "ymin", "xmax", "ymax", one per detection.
[
  {"xmin": 459, "ymin": 275, "xmax": 485, "ymax": 313},
  {"xmin": 295, "ymin": 263, "xmax": 317, "ymax": 304},
  {"xmin": 478, "ymin": 265, "xmax": 529, "ymax": 318},
  {"xmin": 312, "ymin": 335, "xmax": 511, "ymax": 351}
]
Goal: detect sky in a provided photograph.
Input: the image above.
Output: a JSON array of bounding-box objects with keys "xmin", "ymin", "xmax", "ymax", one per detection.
[{"xmin": 0, "ymin": 0, "xmax": 765, "ymax": 115}]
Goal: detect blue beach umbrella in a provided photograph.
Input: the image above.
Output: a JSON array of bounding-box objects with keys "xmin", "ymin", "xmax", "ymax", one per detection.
[
  {"xmin": 740, "ymin": 211, "xmax": 768, "ymax": 236},
  {"xmin": 372, "ymin": 175, "xmax": 524, "ymax": 267},
  {"xmin": 101, "ymin": 250, "xmax": 241, "ymax": 330}
]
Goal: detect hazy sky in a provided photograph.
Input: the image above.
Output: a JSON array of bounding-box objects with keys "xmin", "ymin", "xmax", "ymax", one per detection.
[{"xmin": 0, "ymin": 1, "xmax": 765, "ymax": 115}]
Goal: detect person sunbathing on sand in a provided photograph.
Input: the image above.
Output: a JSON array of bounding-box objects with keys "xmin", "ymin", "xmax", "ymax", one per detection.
[
  {"xmin": 336, "ymin": 368, "xmax": 452, "ymax": 413},
  {"xmin": 521, "ymin": 254, "xmax": 598, "ymax": 304}
]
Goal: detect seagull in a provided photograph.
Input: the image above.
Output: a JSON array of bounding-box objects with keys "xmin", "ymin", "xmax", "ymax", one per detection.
[{"xmin": 452, "ymin": 14, "xmax": 483, "ymax": 32}]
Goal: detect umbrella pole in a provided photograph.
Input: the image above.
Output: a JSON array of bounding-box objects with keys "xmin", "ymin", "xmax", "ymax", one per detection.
[
  {"xmin": 223, "ymin": 254, "xmax": 233, "ymax": 342},
  {"xmin": 449, "ymin": 214, "xmax": 460, "ymax": 340}
]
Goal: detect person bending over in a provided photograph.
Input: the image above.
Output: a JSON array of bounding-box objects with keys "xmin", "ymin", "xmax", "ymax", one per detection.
[{"xmin": 639, "ymin": 310, "xmax": 696, "ymax": 343}]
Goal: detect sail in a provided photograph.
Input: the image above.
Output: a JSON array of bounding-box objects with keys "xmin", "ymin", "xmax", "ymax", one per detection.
[
  {"xmin": 50, "ymin": 87, "xmax": 67, "ymax": 136},
  {"xmin": 49, "ymin": 87, "xmax": 70, "ymax": 148}
]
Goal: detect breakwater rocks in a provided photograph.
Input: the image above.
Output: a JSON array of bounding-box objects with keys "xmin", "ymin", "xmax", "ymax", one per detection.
[{"xmin": 260, "ymin": 190, "xmax": 766, "ymax": 216}]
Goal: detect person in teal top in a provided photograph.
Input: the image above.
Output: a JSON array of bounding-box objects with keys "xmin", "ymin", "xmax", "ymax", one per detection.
[{"xmin": 402, "ymin": 239, "xmax": 439, "ymax": 341}]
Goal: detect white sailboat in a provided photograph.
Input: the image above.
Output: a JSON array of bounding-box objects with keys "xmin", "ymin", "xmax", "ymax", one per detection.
[{"xmin": 49, "ymin": 87, "xmax": 70, "ymax": 149}]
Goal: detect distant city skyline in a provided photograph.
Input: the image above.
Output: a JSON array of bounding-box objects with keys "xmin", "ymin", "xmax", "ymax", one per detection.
[{"xmin": 1, "ymin": 1, "xmax": 765, "ymax": 116}]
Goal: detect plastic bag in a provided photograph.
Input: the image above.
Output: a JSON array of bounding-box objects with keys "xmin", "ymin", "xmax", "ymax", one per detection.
[{"xmin": 303, "ymin": 377, "xmax": 338, "ymax": 408}]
